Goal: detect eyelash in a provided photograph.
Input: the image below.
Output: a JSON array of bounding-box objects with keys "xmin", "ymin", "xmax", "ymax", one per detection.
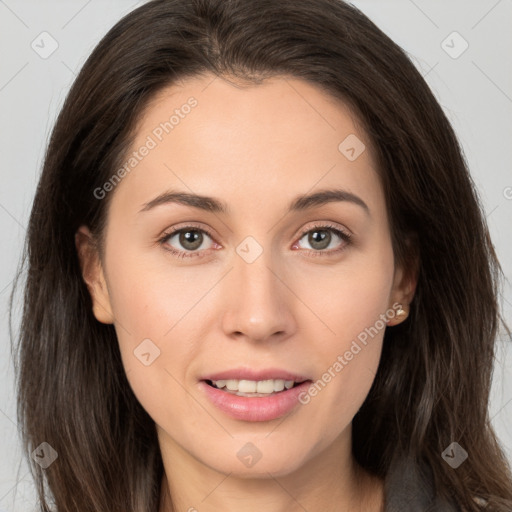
[{"xmin": 157, "ymin": 222, "xmax": 352, "ymax": 259}]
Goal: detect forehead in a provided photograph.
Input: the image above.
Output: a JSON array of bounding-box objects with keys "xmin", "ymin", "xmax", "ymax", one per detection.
[{"xmin": 109, "ymin": 73, "xmax": 384, "ymax": 221}]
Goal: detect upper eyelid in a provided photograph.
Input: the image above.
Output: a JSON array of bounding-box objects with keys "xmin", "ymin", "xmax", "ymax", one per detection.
[{"xmin": 297, "ymin": 222, "xmax": 351, "ymax": 237}]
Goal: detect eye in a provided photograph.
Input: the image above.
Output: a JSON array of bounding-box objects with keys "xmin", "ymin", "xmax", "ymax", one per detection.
[
  {"xmin": 158, "ymin": 224, "xmax": 217, "ymax": 259},
  {"xmin": 293, "ymin": 223, "xmax": 352, "ymax": 257}
]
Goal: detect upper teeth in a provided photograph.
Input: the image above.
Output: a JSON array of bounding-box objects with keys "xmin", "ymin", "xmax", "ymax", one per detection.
[{"xmin": 212, "ymin": 379, "xmax": 296, "ymax": 393}]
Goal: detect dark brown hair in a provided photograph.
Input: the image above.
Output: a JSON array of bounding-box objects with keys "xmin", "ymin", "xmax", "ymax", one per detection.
[{"xmin": 10, "ymin": 0, "xmax": 512, "ymax": 510}]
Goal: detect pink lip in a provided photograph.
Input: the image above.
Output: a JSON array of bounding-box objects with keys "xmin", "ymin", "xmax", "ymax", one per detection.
[
  {"xmin": 199, "ymin": 380, "xmax": 313, "ymax": 422},
  {"xmin": 201, "ymin": 367, "xmax": 310, "ymax": 382}
]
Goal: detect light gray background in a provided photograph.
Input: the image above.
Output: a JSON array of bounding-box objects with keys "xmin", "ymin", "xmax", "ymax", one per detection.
[{"xmin": 1, "ymin": 0, "xmax": 511, "ymax": 510}]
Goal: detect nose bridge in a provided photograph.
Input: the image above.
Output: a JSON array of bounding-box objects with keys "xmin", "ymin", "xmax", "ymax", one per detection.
[
  {"xmin": 221, "ymin": 235, "xmax": 294, "ymax": 341},
  {"xmin": 237, "ymin": 242, "xmax": 277, "ymax": 299}
]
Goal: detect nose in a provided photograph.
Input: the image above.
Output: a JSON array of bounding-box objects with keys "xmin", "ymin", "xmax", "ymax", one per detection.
[{"xmin": 221, "ymin": 248, "xmax": 297, "ymax": 344}]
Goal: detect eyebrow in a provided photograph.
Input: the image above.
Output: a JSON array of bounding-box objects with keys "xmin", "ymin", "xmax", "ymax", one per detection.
[{"xmin": 139, "ymin": 188, "xmax": 370, "ymax": 216}]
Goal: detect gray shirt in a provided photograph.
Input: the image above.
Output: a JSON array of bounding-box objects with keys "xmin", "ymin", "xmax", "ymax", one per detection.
[{"xmin": 384, "ymin": 455, "xmax": 461, "ymax": 511}]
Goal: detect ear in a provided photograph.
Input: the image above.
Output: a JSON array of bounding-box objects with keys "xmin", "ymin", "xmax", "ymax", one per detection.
[
  {"xmin": 387, "ymin": 250, "xmax": 419, "ymax": 327},
  {"xmin": 75, "ymin": 226, "xmax": 114, "ymax": 324}
]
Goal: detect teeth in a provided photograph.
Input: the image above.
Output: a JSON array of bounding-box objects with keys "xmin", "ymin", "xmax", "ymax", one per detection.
[
  {"xmin": 239, "ymin": 380, "xmax": 257, "ymax": 393},
  {"xmin": 273, "ymin": 379, "xmax": 285, "ymax": 392},
  {"xmin": 257, "ymin": 380, "xmax": 274, "ymax": 393},
  {"xmin": 211, "ymin": 378, "xmax": 297, "ymax": 394},
  {"xmin": 226, "ymin": 380, "xmax": 238, "ymax": 391}
]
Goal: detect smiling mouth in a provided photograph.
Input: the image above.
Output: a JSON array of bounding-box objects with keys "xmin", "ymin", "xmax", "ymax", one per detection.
[{"xmin": 204, "ymin": 378, "xmax": 307, "ymax": 397}]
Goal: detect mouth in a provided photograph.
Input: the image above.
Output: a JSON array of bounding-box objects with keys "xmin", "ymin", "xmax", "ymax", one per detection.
[
  {"xmin": 199, "ymin": 376, "xmax": 314, "ymax": 422},
  {"xmin": 203, "ymin": 378, "xmax": 308, "ymax": 397}
]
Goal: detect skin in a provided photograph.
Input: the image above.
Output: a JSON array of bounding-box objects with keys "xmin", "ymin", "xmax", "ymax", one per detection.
[{"xmin": 76, "ymin": 73, "xmax": 416, "ymax": 512}]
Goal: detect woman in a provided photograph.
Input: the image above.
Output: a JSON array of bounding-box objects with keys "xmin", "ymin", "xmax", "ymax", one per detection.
[{"xmin": 11, "ymin": 0, "xmax": 512, "ymax": 510}]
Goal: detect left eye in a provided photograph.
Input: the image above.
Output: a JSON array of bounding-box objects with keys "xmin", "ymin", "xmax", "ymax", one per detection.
[{"xmin": 294, "ymin": 225, "xmax": 351, "ymax": 254}]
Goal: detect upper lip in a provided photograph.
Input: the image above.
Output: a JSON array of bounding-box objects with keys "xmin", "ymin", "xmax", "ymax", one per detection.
[{"xmin": 201, "ymin": 367, "xmax": 311, "ymax": 382}]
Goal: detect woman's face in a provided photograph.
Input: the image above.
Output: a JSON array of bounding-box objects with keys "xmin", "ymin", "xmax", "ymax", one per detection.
[{"xmin": 78, "ymin": 73, "xmax": 412, "ymax": 477}]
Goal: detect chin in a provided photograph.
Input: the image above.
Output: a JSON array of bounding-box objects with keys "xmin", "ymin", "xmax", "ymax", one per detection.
[{"xmin": 202, "ymin": 444, "xmax": 309, "ymax": 479}]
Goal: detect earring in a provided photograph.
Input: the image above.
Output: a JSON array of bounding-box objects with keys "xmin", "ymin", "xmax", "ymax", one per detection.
[{"xmin": 396, "ymin": 305, "xmax": 408, "ymax": 319}]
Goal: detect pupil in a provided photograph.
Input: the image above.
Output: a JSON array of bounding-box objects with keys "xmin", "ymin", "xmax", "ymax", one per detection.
[
  {"xmin": 180, "ymin": 230, "xmax": 202, "ymax": 250},
  {"xmin": 309, "ymin": 230, "xmax": 330, "ymax": 250}
]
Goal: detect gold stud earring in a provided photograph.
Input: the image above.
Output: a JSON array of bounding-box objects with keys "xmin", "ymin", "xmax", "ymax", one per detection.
[{"xmin": 396, "ymin": 305, "xmax": 408, "ymax": 319}]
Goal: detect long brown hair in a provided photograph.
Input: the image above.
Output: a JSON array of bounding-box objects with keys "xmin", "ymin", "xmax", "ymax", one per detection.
[{"xmin": 10, "ymin": 0, "xmax": 512, "ymax": 510}]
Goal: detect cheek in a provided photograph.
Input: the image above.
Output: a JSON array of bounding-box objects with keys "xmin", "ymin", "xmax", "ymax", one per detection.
[
  {"xmin": 296, "ymin": 269, "xmax": 389, "ymax": 393},
  {"xmin": 105, "ymin": 242, "xmax": 218, "ymax": 345},
  {"xmin": 290, "ymin": 240, "xmax": 394, "ymax": 435},
  {"xmin": 291, "ymin": 237, "xmax": 395, "ymax": 353},
  {"xmin": 103, "ymin": 250, "xmax": 205, "ymax": 410}
]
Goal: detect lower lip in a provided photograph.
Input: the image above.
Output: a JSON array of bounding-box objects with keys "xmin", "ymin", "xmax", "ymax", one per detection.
[{"xmin": 199, "ymin": 380, "xmax": 312, "ymax": 422}]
